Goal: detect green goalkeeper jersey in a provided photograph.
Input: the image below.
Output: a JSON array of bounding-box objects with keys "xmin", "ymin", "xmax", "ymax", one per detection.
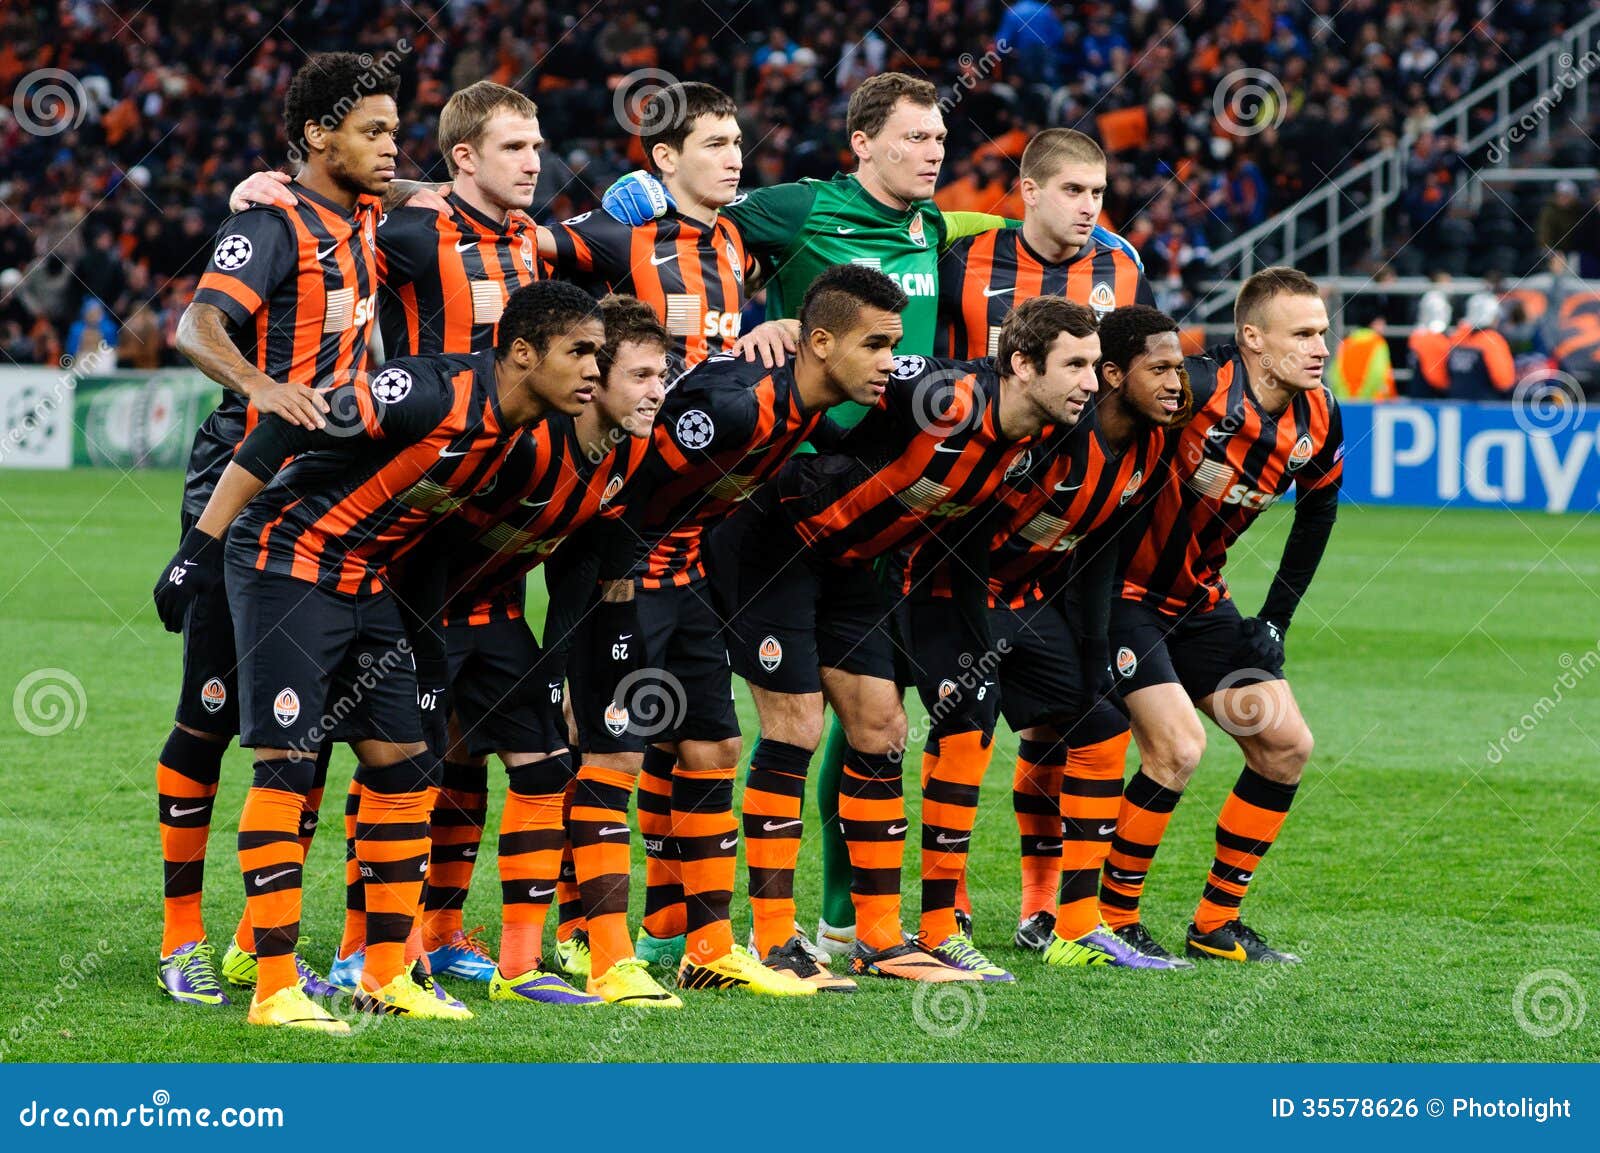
[{"xmin": 723, "ymin": 172, "xmax": 1000, "ymax": 424}]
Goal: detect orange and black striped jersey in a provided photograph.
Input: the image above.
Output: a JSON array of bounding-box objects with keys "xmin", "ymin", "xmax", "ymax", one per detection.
[
  {"xmin": 910, "ymin": 394, "xmax": 1169, "ymax": 608},
  {"xmin": 1120, "ymin": 347, "xmax": 1343, "ymax": 616},
  {"xmin": 441, "ymin": 415, "xmax": 650, "ymax": 625},
  {"xmin": 229, "ymin": 351, "xmax": 521, "ymax": 597},
  {"xmin": 934, "ymin": 228, "xmax": 1152, "ymax": 358},
  {"xmin": 183, "ymin": 184, "xmax": 382, "ymax": 515},
  {"xmin": 376, "ymin": 193, "xmax": 544, "ymax": 357},
  {"xmin": 549, "ymin": 209, "xmax": 755, "ymax": 371},
  {"xmin": 623, "ymin": 352, "xmax": 824, "ymax": 588},
  {"xmin": 780, "ymin": 355, "xmax": 1039, "ymax": 564}
]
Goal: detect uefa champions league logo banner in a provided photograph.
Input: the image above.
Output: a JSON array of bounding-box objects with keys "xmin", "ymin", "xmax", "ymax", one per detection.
[{"xmin": 1340, "ymin": 400, "xmax": 1600, "ymax": 513}]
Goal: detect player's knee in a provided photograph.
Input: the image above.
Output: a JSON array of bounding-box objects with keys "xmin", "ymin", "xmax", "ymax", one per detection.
[
  {"xmin": 840, "ymin": 710, "xmax": 906, "ymax": 755},
  {"xmin": 1148, "ymin": 728, "xmax": 1205, "ymax": 784}
]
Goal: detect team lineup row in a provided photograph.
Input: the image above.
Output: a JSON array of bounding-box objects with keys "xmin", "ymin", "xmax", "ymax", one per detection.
[{"xmin": 147, "ymin": 54, "xmax": 1341, "ymax": 1032}]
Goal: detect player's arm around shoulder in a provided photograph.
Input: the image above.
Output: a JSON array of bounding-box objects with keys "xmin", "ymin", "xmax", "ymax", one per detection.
[
  {"xmin": 375, "ymin": 204, "xmax": 444, "ymax": 288},
  {"xmin": 658, "ymin": 353, "xmax": 764, "ymax": 454},
  {"xmin": 720, "ymin": 180, "xmax": 819, "ymax": 260}
]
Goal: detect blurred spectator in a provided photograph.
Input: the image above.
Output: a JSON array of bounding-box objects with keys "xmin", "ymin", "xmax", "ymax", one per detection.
[
  {"xmin": 1537, "ymin": 179, "xmax": 1586, "ymax": 263},
  {"xmin": 118, "ymin": 304, "xmax": 165, "ymax": 369},
  {"xmin": 1406, "ymin": 290, "xmax": 1453, "ymax": 398},
  {"xmin": 1330, "ymin": 310, "xmax": 1396, "ymax": 401},
  {"xmin": 66, "ymin": 298, "xmax": 118, "ymax": 367},
  {"xmin": 1444, "ymin": 293, "xmax": 1516, "ymax": 401},
  {"xmin": 998, "ymin": 2, "xmax": 1065, "ymax": 88}
]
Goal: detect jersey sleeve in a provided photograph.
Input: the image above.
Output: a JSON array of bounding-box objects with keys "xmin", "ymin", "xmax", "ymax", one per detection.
[
  {"xmin": 1182, "ymin": 351, "xmax": 1226, "ymax": 409},
  {"xmin": 547, "ymin": 210, "xmax": 637, "ymax": 280},
  {"xmin": 657, "ymin": 364, "xmax": 761, "ymax": 458},
  {"xmin": 192, "ymin": 209, "xmax": 298, "ymax": 329},
  {"xmin": 939, "ymin": 211, "xmax": 1010, "ymax": 251},
  {"xmin": 720, "ymin": 182, "xmax": 818, "ymax": 260},
  {"xmin": 376, "ymin": 206, "xmax": 442, "ymax": 290}
]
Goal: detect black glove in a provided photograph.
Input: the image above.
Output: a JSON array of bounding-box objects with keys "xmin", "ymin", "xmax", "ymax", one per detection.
[
  {"xmin": 153, "ymin": 526, "xmax": 224, "ymax": 633},
  {"xmin": 1237, "ymin": 616, "xmax": 1286, "ymax": 673},
  {"xmin": 1080, "ymin": 634, "xmax": 1120, "ymax": 717},
  {"xmin": 415, "ymin": 658, "xmax": 449, "ymax": 760}
]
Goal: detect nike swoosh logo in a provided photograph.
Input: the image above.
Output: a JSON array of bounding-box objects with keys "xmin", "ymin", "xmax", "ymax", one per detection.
[
  {"xmin": 1036, "ymin": 840, "xmax": 1060, "ymax": 852},
  {"xmin": 763, "ymin": 819, "xmax": 802, "ymax": 832},
  {"xmin": 1237, "ymin": 872, "xmax": 1252, "ymax": 882},
  {"xmin": 835, "ymin": 227, "xmax": 856, "ymax": 234},
  {"xmin": 616, "ymin": 634, "xmax": 633, "ymax": 641},
  {"xmin": 598, "ymin": 826, "xmax": 631, "ymax": 837},
  {"xmin": 981, "ymin": 286, "xmax": 1010, "ymax": 297},
  {"xmin": 933, "ymin": 443, "xmax": 964, "ymax": 453},
  {"xmin": 886, "ymin": 823, "xmax": 908, "ymax": 836},
  {"xmin": 649, "ymin": 253, "xmax": 677, "ymax": 266},
  {"xmin": 935, "ymin": 833, "xmax": 969, "ymax": 846},
  {"xmin": 1097, "ymin": 823, "xmax": 1117, "ymax": 836},
  {"xmin": 456, "ymin": 238, "xmax": 480, "ymax": 253},
  {"xmin": 1054, "ymin": 481, "xmax": 1083, "ymax": 492},
  {"xmin": 439, "ymin": 446, "xmax": 470, "ymax": 458},
  {"xmin": 1109, "ymin": 870, "xmax": 1141, "ymax": 882},
  {"xmin": 253, "ymin": 868, "xmax": 295, "ymax": 886},
  {"xmin": 1205, "ymin": 427, "xmax": 1230, "ymax": 442},
  {"xmin": 168, "ymin": 803, "xmax": 206, "ymax": 818},
  {"xmin": 1189, "ymin": 938, "xmax": 1248, "ymax": 961},
  {"xmin": 720, "ymin": 836, "xmax": 738, "ymax": 850},
  {"xmin": 462, "ymin": 848, "xmax": 476, "ymax": 858},
  {"xmin": 529, "ymin": 885, "xmax": 556, "ymax": 898},
  {"xmin": 517, "ymin": 497, "xmax": 551, "ymax": 508},
  {"xmin": 315, "ymin": 244, "xmax": 338, "ymax": 262}
]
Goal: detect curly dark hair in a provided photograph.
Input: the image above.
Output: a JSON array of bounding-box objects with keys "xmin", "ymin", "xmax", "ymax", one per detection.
[
  {"xmin": 283, "ymin": 52, "xmax": 403, "ymax": 158},
  {"xmin": 497, "ymin": 280, "xmax": 604, "ymax": 359},
  {"xmin": 799, "ymin": 263, "xmax": 909, "ymax": 337},
  {"xmin": 1096, "ymin": 304, "xmax": 1180, "ymax": 373}
]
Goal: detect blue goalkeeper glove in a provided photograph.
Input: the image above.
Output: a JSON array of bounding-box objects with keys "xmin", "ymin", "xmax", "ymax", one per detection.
[
  {"xmin": 1091, "ymin": 224, "xmax": 1144, "ymax": 272},
  {"xmin": 602, "ymin": 170, "xmax": 675, "ymax": 226}
]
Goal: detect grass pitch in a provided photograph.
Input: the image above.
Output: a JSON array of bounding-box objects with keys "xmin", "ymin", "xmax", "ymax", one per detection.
[{"xmin": 2, "ymin": 469, "xmax": 1597, "ymax": 1062}]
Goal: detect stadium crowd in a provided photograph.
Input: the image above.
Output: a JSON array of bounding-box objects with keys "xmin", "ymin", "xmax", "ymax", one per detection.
[{"xmin": 1, "ymin": 0, "xmax": 1597, "ymax": 367}]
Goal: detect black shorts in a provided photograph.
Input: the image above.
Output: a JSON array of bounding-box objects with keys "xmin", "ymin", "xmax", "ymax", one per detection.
[
  {"xmin": 174, "ymin": 512, "xmax": 240, "ymax": 735},
  {"xmin": 902, "ymin": 594, "xmax": 1128, "ymax": 744},
  {"xmin": 710, "ymin": 507, "xmax": 897, "ymax": 695},
  {"xmin": 446, "ymin": 617, "xmax": 566, "ymax": 758},
  {"xmin": 1110, "ymin": 596, "xmax": 1283, "ymax": 700},
  {"xmin": 227, "ymin": 562, "xmax": 422, "ymax": 751},
  {"xmin": 569, "ymin": 579, "xmax": 740, "ymax": 754}
]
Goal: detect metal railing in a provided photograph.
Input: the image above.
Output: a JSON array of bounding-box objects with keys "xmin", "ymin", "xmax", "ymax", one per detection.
[{"xmin": 1190, "ymin": 8, "xmax": 1600, "ymax": 323}]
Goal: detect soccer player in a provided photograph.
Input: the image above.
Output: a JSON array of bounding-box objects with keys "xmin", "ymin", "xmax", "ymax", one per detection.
[
  {"xmin": 935, "ymin": 128, "xmax": 1152, "ymax": 358},
  {"xmin": 542, "ymin": 82, "xmax": 763, "ymax": 373},
  {"xmin": 1100, "ymin": 267, "xmax": 1343, "ymax": 965},
  {"xmin": 604, "ymin": 74, "xmax": 1147, "ymax": 959},
  {"xmin": 713, "ymin": 296, "xmax": 1102, "ymax": 981},
  {"xmin": 901, "ymin": 304, "xmax": 1190, "ymax": 972},
  {"xmin": 566, "ymin": 263, "xmax": 912, "ymax": 1001},
  {"xmin": 152, "ymin": 280, "xmax": 605, "ymax": 1029},
  {"xmin": 155, "ymin": 52, "xmax": 398, "ymax": 1008},
  {"xmin": 416, "ymin": 295, "xmax": 665, "ymax": 1009}
]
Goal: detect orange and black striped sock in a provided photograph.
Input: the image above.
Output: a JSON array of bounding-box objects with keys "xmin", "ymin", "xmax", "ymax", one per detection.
[
  {"xmin": 918, "ymin": 729, "xmax": 993, "ymax": 943},
  {"xmin": 1056, "ymin": 732, "xmax": 1131, "ymax": 940},
  {"xmin": 1193, "ymin": 767, "xmax": 1298, "ymax": 933},
  {"xmin": 554, "ymin": 775, "xmax": 584, "ymax": 942},
  {"xmin": 637, "ymin": 745, "xmax": 685, "ymax": 939},
  {"xmin": 157, "ymin": 728, "xmax": 226, "ymax": 956},
  {"xmin": 1099, "ymin": 768, "xmax": 1183, "ymax": 930},
  {"xmin": 421, "ymin": 759, "xmax": 489, "ymax": 949},
  {"xmin": 237, "ymin": 757, "xmax": 315, "ymax": 1000},
  {"xmin": 674, "ymin": 764, "xmax": 738, "ymax": 964},
  {"xmin": 354, "ymin": 755, "xmax": 436, "ymax": 990},
  {"xmin": 570, "ymin": 763, "xmax": 635, "ymax": 978},
  {"xmin": 339, "ymin": 777, "xmax": 366, "ymax": 957},
  {"xmin": 236, "ymin": 744, "xmax": 327, "ymax": 955},
  {"xmin": 498, "ymin": 754, "xmax": 571, "ymax": 976},
  {"xmin": 839, "ymin": 746, "xmax": 907, "ymax": 951},
  {"xmin": 1013, "ymin": 736, "xmax": 1067, "ymax": 921},
  {"xmin": 742, "ymin": 738, "xmax": 811, "ymax": 957}
]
